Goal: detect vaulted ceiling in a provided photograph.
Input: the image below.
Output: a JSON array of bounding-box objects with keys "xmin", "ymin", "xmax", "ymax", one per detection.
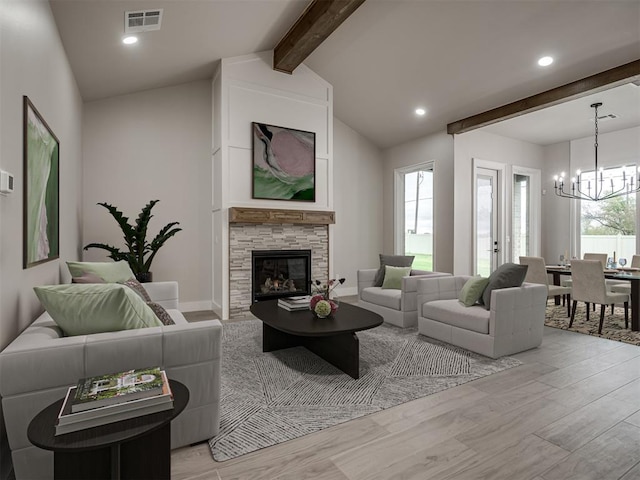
[{"xmin": 49, "ymin": 0, "xmax": 640, "ymax": 149}]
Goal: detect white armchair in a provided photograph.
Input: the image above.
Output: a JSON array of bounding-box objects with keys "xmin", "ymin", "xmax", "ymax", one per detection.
[
  {"xmin": 357, "ymin": 269, "xmax": 451, "ymax": 328},
  {"xmin": 416, "ymin": 276, "xmax": 547, "ymax": 358}
]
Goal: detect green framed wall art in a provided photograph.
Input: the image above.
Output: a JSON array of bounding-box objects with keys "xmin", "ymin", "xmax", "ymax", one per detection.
[{"xmin": 23, "ymin": 96, "xmax": 59, "ymax": 268}]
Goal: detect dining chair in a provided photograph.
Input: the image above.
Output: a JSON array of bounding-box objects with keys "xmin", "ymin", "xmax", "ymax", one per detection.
[
  {"xmin": 609, "ymin": 254, "xmax": 640, "ymax": 296},
  {"xmin": 570, "ymin": 259, "xmax": 629, "ymax": 334},
  {"xmin": 520, "ymin": 256, "xmax": 571, "ymax": 316},
  {"xmin": 562, "ymin": 253, "xmax": 608, "ymax": 311}
]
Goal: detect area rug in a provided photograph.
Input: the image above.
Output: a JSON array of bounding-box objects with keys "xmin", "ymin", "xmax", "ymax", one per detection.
[
  {"xmin": 545, "ymin": 303, "xmax": 640, "ymax": 346},
  {"xmin": 208, "ymin": 319, "xmax": 521, "ymax": 461}
]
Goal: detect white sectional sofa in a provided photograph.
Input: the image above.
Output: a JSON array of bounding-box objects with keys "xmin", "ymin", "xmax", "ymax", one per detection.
[
  {"xmin": 0, "ymin": 281, "xmax": 222, "ymax": 480},
  {"xmin": 416, "ymin": 275, "xmax": 547, "ymax": 358},
  {"xmin": 357, "ymin": 269, "xmax": 451, "ymax": 327}
]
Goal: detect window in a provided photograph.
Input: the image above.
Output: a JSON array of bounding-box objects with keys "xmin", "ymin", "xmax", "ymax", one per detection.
[
  {"xmin": 396, "ymin": 164, "xmax": 434, "ymax": 270},
  {"xmin": 512, "ymin": 174, "xmax": 530, "ymax": 260},
  {"xmin": 580, "ymin": 165, "xmax": 637, "ymax": 264}
]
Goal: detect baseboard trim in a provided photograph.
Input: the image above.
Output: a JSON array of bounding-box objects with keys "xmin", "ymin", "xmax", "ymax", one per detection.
[
  {"xmin": 179, "ymin": 300, "xmax": 213, "ymax": 312},
  {"xmin": 336, "ymin": 287, "xmax": 357, "ymax": 297}
]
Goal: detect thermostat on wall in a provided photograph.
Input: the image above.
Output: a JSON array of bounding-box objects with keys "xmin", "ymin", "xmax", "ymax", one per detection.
[{"xmin": 0, "ymin": 170, "xmax": 15, "ymax": 194}]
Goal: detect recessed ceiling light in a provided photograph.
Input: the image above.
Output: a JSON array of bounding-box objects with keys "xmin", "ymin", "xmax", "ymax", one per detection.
[
  {"xmin": 538, "ymin": 56, "xmax": 553, "ymax": 67},
  {"xmin": 122, "ymin": 35, "xmax": 138, "ymax": 45},
  {"xmin": 415, "ymin": 108, "xmax": 426, "ymax": 116}
]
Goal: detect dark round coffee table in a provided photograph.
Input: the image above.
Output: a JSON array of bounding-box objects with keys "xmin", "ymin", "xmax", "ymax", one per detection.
[
  {"xmin": 28, "ymin": 379, "xmax": 188, "ymax": 480},
  {"xmin": 250, "ymin": 300, "xmax": 383, "ymax": 379}
]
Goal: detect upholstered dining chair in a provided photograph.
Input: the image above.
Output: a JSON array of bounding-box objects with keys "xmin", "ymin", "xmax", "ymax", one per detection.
[
  {"xmin": 570, "ymin": 259, "xmax": 629, "ymax": 334},
  {"xmin": 609, "ymin": 254, "xmax": 640, "ymax": 296},
  {"xmin": 520, "ymin": 256, "xmax": 572, "ymax": 316},
  {"xmin": 561, "ymin": 253, "xmax": 609, "ymax": 304}
]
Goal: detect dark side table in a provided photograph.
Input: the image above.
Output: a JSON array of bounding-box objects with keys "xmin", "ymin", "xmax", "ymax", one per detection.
[{"xmin": 28, "ymin": 379, "xmax": 188, "ymax": 480}]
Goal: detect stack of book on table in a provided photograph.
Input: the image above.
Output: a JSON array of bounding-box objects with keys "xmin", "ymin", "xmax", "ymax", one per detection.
[
  {"xmin": 55, "ymin": 367, "xmax": 173, "ymax": 435},
  {"xmin": 278, "ymin": 295, "xmax": 311, "ymax": 311}
]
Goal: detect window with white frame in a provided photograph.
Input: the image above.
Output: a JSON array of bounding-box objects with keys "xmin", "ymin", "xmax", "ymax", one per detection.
[{"xmin": 580, "ymin": 165, "xmax": 637, "ymax": 265}]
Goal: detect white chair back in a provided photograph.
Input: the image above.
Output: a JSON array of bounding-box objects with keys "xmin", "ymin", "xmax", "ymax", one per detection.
[
  {"xmin": 583, "ymin": 253, "xmax": 607, "ymax": 269},
  {"xmin": 519, "ymin": 256, "xmax": 549, "ymax": 287},
  {"xmin": 571, "ymin": 260, "xmax": 608, "ymax": 304}
]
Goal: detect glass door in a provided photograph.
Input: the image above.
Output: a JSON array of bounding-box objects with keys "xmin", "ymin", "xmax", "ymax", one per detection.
[{"xmin": 476, "ymin": 168, "xmax": 499, "ymax": 276}]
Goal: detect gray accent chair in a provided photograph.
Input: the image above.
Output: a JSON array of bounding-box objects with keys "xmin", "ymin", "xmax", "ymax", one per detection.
[
  {"xmin": 357, "ymin": 269, "xmax": 451, "ymax": 328},
  {"xmin": 569, "ymin": 260, "xmax": 629, "ymax": 333},
  {"xmin": 0, "ymin": 281, "xmax": 222, "ymax": 480},
  {"xmin": 417, "ymin": 276, "xmax": 547, "ymax": 358},
  {"xmin": 519, "ymin": 256, "xmax": 572, "ymax": 316}
]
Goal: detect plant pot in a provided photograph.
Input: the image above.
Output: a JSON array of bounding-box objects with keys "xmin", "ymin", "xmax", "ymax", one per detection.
[{"xmin": 135, "ymin": 272, "xmax": 153, "ymax": 283}]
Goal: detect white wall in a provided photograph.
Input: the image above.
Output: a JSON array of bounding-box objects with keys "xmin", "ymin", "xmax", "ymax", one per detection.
[
  {"xmin": 542, "ymin": 141, "xmax": 572, "ymax": 263},
  {"xmin": 213, "ymin": 52, "xmax": 333, "ymax": 318},
  {"xmin": 0, "ymin": 1, "xmax": 83, "ymax": 476},
  {"xmin": 82, "ymin": 81, "xmax": 212, "ymax": 310},
  {"xmin": 333, "ymin": 118, "xmax": 384, "ymax": 295},
  {"xmin": 453, "ymin": 130, "xmax": 544, "ymax": 274},
  {"xmin": 0, "ymin": 0, "xmax": 83, "ymax": 350},
  {"xmin": 383, "ymin": 131, "xmax": 454, "ymax": 273}
]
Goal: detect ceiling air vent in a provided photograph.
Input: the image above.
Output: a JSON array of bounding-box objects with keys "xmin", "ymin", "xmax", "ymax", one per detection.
[{"xmin": 125, "ymin": 9, "xmax": 163, "ymax": 33}]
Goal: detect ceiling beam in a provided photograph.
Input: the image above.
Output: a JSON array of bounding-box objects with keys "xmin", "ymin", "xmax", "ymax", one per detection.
[
  {"xmin": 447, "ymin": 59, "xmax": 640, "ymax": 135},
  {"xmin": 274, "ymin": 0, "xmax": 366, "ymax": 74}
]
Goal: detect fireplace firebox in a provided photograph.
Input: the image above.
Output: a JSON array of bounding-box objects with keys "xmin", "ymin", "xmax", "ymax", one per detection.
[{"xmin": 252, "ymin": 250, "xmax": 312, "ymax": 302}]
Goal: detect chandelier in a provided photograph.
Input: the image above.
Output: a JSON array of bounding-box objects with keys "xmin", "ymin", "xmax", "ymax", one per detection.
[{"xmin": 553, "ymin": 102, "xmax": 640, "ymax": 201}]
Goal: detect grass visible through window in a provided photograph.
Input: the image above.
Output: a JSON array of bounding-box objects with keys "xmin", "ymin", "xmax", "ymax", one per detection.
[{"xmin": 408, "ymin": 253, "xmax": 432, "ymax": 271}]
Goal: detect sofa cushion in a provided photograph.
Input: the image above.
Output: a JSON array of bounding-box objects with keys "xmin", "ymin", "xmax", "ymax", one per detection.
[
  {"xmin": 482, "ymin": 263, "xmax": 528, "ymax": 310},
  {"xmin": 382, "ymin": 266, "xmax": 412, "ymax": 289},
  {"xmin": 458, "ymin": 276, "xmax": 490, "ymax": 307},
  {"xmin": 374, "ymin": 254, "xmax": 414, "ymax": 287},
  {"xmin": 422, "ymin": 299, "xmax": 490, "ymax": 334},
  {"xmin": 67, "ymin": 260, "xmax": 135, "ymax": 283},
  {"xmin": 361, "ymin": 287, "xmax": 401, "ymax": 310},
  {"xmin": 34, "ymin": 284, "xmax": 163, "ymax": 336},
  {"xmin": 71, "ymin": 272, "xmax": 105, "ymax": 284}
]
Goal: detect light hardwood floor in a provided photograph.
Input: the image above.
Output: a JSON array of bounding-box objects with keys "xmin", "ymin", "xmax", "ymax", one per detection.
[{"xmin": 173, "ymin": 316, "xmax": 640, "ymax": 480}]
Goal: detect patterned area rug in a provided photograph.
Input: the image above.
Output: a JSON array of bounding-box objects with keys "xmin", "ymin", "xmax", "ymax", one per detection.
[
  {"xmin": 545, "ymin": 303, "xmax": 640, "ymax": 346},
  {"xmin": 209, "ymin": 319, "xmax": 521, "ymax": 461}
]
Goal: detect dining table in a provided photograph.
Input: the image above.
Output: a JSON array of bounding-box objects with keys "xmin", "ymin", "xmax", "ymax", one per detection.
[{"xmin": 546, "ymin": 265, "xmax": 640, "ymax": 332}]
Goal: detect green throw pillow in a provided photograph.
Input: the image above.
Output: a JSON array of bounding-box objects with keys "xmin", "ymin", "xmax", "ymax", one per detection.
[
  {"xmin": 66, "ymin": 261, "xmax": 135, "ymax": 283},
  {"xmin": 381, "ymin": 266, "xmax": 412, "ymax": 289},
  {"xmin": 458, "ymin": 276, "xmax": 490, "ymax": 307},
  {"xmin": 34, "ymin": 284, "xmax": 162, "ymax": 336},
  {"xmin": 374, "ymin": 254, "xmax": 415, "ymax": 287}
]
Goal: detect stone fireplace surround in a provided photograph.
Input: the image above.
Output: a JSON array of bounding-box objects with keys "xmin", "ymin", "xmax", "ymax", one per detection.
[{"xmin": 228, "ymin": 207, "xmax": 335, "ymax": 319}]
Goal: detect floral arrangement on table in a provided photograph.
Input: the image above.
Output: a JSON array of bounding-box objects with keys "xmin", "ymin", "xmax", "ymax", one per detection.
[{"xmin": 310, "ymin": 277, "xmax": 346, "ymax": 318}]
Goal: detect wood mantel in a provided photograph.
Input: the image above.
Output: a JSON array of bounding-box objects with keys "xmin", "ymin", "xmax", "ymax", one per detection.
[{"xmin": 229, "ymin": 207, "xmax": 335, "ymax": 225}]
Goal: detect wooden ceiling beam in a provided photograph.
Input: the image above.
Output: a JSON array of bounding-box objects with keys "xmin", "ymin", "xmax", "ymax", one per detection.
[
  {"xmin": 274, "ymin": 0, "xmax": 366, "ymax": 74},
  {"xmin": 447, "ymin": 59, "xmax": 640, "ymax": 135}
]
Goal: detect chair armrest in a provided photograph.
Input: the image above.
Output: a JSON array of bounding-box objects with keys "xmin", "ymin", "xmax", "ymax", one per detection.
[
  {"xmin": 403, "ymin": 271, "xmax": 451, "ymax": 293},
  {"xmin": 357, "ymin": 269, "xmax": 378, "ymax": 296},
  {"xmin": 490, "ymin": 283, "xmax": 547, "ymax": 338},
  {"xmin": 144, "ymin": 281, "xmax": 179, "ymax": 310}
]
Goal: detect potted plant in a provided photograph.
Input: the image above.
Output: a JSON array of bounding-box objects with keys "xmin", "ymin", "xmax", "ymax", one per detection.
[{"xmin": 84, "ymin": 200, "xmax": 181, "ymax": 282}]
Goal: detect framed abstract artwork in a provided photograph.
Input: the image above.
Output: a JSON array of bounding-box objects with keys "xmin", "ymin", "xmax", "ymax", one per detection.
[
  {"xmin": 252, "ymin": 122, "xmax": 315, "ymax": 201},
  {"xmin": 23, "ymin": 96, "xmax": 59, "ymax": 268}
]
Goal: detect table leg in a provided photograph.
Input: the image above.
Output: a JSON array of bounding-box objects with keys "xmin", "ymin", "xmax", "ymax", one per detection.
[
  {"xmin": 552, "ymin": 272, "xmax": 561, "ymax": 305},
  {"xmin": 303, "ymin": 333, "xmax": 360, "ymax": 379},
  {"xmin": 631, "ymin": 278, "xmax": 639, "ymax": 332},
  {"xmin": 263, "ymin": 323, "xmax": 303, "ymax": 352}
]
